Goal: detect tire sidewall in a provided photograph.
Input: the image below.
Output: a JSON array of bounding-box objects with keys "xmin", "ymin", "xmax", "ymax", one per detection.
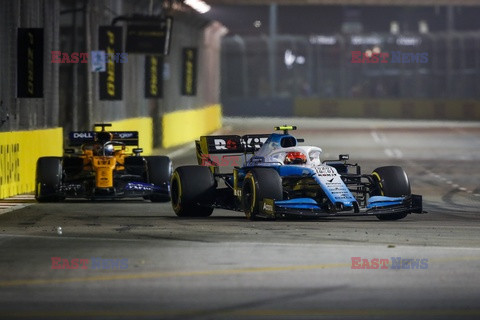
[
  {"xmin": 372, "ymin": 166, "xmax": 411, "ymax": 220},
  {"xmin": 171, "ymin": 170, "xmax": 183, "ymax": 213},
  {"xmin": 241, "ymin": 168, "xmax": 282, "ymax": 220},
  {"xmin": 242, "ymin": 172, "xmax": 257, "ymax": 219},
  {"xmin": 35, "ymin": 157, "xmax": 63, "ymax": 201},
  {"xmin": 170, "ymin": 166, "xmax": 215, "ymax": 217},
  {"xmin": 372, "ymin": 166, "xmax": 411, "ymax": 197}
]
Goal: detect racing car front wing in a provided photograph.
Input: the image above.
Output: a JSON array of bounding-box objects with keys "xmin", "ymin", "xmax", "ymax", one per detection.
[
  {"xmin": 259, "ymin": 194, "xmax": 423, "ymax": 218},
  {"xmin": 59, "ymin": 181, "xmax": 170, "ymax": 200}
]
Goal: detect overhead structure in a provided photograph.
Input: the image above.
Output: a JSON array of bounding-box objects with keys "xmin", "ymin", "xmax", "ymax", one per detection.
[{"xmin": 206, "ymin": 0, "xmax": 480, "ymax": 5}]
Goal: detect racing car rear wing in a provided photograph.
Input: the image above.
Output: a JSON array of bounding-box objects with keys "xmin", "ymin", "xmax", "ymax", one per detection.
[
  {"xmin": 195, "ymin": 134, "xmax": 270, "ymax": 167},
  {"xmin": 197, "ymin": 135, "xmax": 269, "ymax": 154},
  {"xmin": 68, "ymin": 131, "xmax": 139, "ymax": 146}
]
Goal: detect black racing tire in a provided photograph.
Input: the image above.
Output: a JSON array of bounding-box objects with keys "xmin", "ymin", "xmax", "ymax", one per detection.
[
  {"xmin": 171, "ymin": 166, "xmax": 216, "ymax": 217},
  {"xmin": 372, "ymin": 166, "xmax": 411, "ymax": 221},
  {"xmin": 241, "ymin": 168, "xmax": 282, "ymax": 220},
  {"xmin": 124, "ymin": 156, "xmax": 147, "ymax": 177},
  {"xmin": 35, "ymin": 157, "xmax": 64, "ymax": 202},
  {"xmin": 145, "ymin": 156, "xmax": 172, "ymax": 202}
]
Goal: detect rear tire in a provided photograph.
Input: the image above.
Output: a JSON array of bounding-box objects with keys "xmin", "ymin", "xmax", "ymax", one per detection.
[
  {"xmin": 35, "ymin": 157, "xmax": 64, "ymax": 202},
  {"xmin": 242, "ymin": 168, "xmax": 282, "ymax": 220},
  {"xmin": 145, "ymin": 156, "xmax": 172, "ymax": 202},
  {"xmin": 372, "ymin": 166, "xmax": 410, "ymax": 221},
  {"xmin": 171, "ymin": 166, "xmax": 215, "ymax": 217}
]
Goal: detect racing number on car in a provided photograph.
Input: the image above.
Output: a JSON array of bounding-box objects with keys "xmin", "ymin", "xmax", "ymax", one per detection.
[{"xmin": 316, "ymin": 166, "xmax": 335, "ymax": 176}]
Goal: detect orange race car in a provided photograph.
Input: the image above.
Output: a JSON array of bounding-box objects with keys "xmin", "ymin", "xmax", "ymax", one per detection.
[{"xmin": 35, "ymin": 123, "xmax": 171, "ymax": 202}]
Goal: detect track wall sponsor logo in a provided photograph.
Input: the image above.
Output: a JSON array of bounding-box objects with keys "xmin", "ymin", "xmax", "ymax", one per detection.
[
  {"xmin": 51, "ymin": 257, "xmax": 128, "ymax": 270},
  {"xmin": 0, "ymin": 143, "xmax": 21, "ymax": 188},
  {"xmin": 17, "ymin": 28, "xmax": 44, "ymax": 98},
  {"xmin": 99, "ymin": 26, "xmax": 123, "ymax": 100},
  {"xmin": 351, "ymin": 257, "xmax": 429, "ymax": 269},
  {"xmin": 181, "ymin": 47, "xmax": 198, "ymax": 96},
  {"xmin": 351, "ymin": 51, "xmax": 429, "ymax": 64},
  {"xmin": 201, "ymin": 154, "xmax": 241, "ymax": 167}
]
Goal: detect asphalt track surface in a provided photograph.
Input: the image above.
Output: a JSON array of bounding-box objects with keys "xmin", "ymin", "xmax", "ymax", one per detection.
[{"xmin": 1, "ymin": 117, "xmax": 479, "ymax": 320}]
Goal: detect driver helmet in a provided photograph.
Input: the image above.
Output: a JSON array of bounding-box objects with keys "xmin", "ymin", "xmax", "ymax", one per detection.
[
  {"xmin": 104, "ymin": 144, "xmax": 114, "ymax": 156},
  {"xmin": 284, "ymin": 151, "xmax": 307, "ymax": 165}
]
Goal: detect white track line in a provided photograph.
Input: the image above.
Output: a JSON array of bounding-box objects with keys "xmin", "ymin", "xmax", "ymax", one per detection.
[
  {"xmin": 0, "ymin": 195, "xmax": 35, "ymax": 215},
  {"xmin": 427, "ymin": 172, "xmax": 476, "ymax": 196}
]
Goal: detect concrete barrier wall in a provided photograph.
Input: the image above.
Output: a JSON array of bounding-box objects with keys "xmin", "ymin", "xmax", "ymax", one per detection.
[
  {"xmin": 294, "ymin": 99, "xmax": 480, "ymax": 120},
  {"xmin": 0, "ymin": 128, "xmax": 63, "ymax": 198},
  {"xmin": 162, "ymin": 104, "xmax": 222, "ymax": 148}
]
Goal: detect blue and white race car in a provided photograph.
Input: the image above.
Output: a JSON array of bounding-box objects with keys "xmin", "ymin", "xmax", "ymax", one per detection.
[{"xmin": 171, "ymin": 126, "xmax": 423, "ymax": 220}]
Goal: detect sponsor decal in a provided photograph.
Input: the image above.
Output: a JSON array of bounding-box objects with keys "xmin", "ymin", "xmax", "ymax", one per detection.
[
  {"xmin": 226, "ymin": 139, "xmax": 238, "ymax": 150},
  {"xmin": 51, "ymin": 257, "xmax": 128, "ymax": 270},
  {"xmin": 125, "ymin": 182, "xmax": 154, "ymax": 191},
  {"xmin": 72, "ymin": 132, "xmax": 94, "ymax": 139},
  {"xmin": 351, "ymin": 257, "xmax": 429, "ymax": 269},
  {"xmin": 244, "ymin": 136, "xmax": 267, "ymax": 151},
  {"xmin": 213, "ymin": 138, "xmax": 230, "ymax": 150},
  {"xmin": 117, "ymin": 132, "xmax": 134, "ymax": 139},
  {"xmin": 315, "ymin": 166, "xmax": 336, "ymax": 177},
  {"xmin": 211, "ymin": 137, "xmax": 268, "ymax": 152},
  {"xmin": 262, "ymin": 202, "xmax": 274, "ymax": 213}
]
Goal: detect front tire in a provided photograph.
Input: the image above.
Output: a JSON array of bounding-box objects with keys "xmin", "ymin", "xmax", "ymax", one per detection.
[
  {"xmin": 170, "ymin": 166, "xmax": 216, "ymax": 217},
  {"xmin": 372, "ymin": 166, "xmax": 410, "ymax": 221},
  {"xmin": 145, "ymin": 156, "xmax": 172, "ymax": 202},
  {"xmin": 35, "ymin": 157, "xmax": 64, "ymax": 202},
  {"xmin": 242, "ymin": 168, "xmax": 282, "ymax": 220}
]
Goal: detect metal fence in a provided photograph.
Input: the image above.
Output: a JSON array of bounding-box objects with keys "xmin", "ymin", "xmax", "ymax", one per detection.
[{"xmin": 221, "ymin": 32, "xmax": 480, "ymax": 100}]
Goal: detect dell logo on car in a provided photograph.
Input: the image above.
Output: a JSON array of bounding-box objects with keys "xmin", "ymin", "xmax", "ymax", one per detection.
[{"xmin": 73, "ymin": 132, "xmax": 94, "ymax": 139}]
